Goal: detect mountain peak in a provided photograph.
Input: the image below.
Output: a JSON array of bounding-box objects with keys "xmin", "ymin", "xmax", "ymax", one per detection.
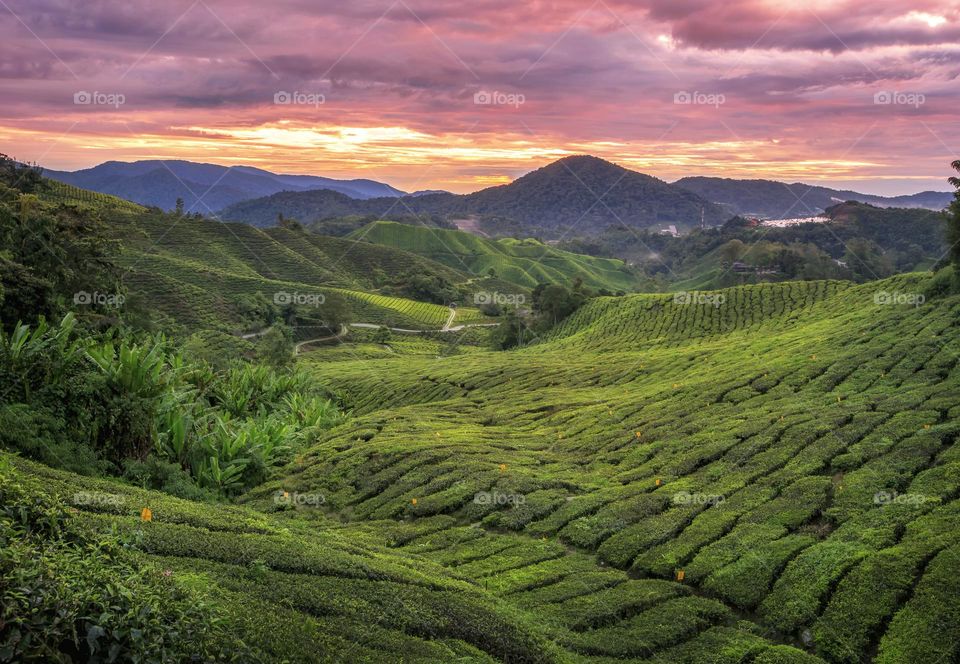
[{"xmin": 538, "ymin": 154, "xmax": 627, "ymax": 174}]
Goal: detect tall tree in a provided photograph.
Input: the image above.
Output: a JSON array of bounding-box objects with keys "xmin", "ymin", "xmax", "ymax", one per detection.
[{"xmin": 947, "ymin": 160, "xmax": 960, "ymax": 274}]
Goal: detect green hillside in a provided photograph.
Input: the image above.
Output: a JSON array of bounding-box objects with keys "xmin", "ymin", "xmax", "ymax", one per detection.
[
  {"xmin": 270, "ymin": 274, "xmax": 959, "ymax": 662},
  {"xmin": 7, "ymin": 273, "xmax": 958, "ymax": 662},
  {"xmin": 353, "ymin": 220, "xmax": 642, "ymax": 292},
  {"xmin": 103, "ymin": 211, "xmax": 487, "ymax": 334},
  {"xmin": 40, "ymin": 177, "xmax": 148, "ymax": 214}
]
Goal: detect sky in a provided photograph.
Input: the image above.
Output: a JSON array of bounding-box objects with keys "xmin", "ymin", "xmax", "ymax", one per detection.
[{"xmin": 0, "ymin": 0, "xmax": 957, "ymax": 195}]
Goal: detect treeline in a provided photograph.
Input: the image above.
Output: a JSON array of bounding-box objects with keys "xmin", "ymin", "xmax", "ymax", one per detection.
[{"xmin": 560, "ymin": 200, "xmax": 951, "ymax": 285}]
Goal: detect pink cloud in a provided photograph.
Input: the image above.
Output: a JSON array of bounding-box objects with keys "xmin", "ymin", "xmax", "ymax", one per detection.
[{"xmin": 0, "ymin": 0, "xmax": 955, "ymax": 193}]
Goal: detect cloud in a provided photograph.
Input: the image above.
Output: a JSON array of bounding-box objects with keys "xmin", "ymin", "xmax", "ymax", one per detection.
[{"xmin": 0, "ymin": 0, "xmax": 955, "ymax": 192}]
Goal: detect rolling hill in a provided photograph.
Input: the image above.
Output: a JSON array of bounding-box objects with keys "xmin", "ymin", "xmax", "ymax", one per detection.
[
  {"xmin": 676, "ymin": 176, "xmax": 952, "ymax": 220},
  {"xmin": 352, "ymin": 220, "xmax": 644, "ymax": 292},
  {"xmin": 44, "ymin": 160, "xmax": 405, "ymax": 213},
  {"xmin": 106, "ymin": 210, "xmax": 489, "ymax": 334},
  {"xmin": 5, "ymin": 159, "xmax": 960, "ymax": 662},
  {"xmin": 276, "ymin": 273, "xmax": 960, "ymax": 663}
]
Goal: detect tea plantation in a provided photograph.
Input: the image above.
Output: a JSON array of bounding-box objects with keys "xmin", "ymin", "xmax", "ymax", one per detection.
[
  {"xmin": 7, "ymin": 270, "xmax": 957, "ymax": 662},
  {"xmin": 105, "ymin": 211, "xmax": 492, "ymax": 334}
]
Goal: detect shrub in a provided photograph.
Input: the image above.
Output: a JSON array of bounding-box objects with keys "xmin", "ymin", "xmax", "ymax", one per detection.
[{"xmin": 0, "ymin": 463, "xmax": 251, "ymax": 662}]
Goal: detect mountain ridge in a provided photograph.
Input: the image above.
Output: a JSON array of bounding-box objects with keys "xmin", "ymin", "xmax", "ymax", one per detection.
[
  {"xmin": 675, "ymin": 175, "xmax": 951, "ymax": 219},
  {"xmin": 43, "ymin": 159, "xmax": 406, "ymax": 213},
  {"xmin": 221, "ymin": 155, "xmax": 730, "ymax": 235}
]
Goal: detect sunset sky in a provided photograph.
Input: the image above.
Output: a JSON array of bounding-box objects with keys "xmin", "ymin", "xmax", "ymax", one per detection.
[{"xmin": 1, "ymin": 0, "xmax": 957, "ymax": 194}]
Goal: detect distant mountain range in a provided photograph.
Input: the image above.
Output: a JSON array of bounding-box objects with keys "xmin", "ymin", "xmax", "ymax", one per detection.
[
  {"xmin": 675, "ymin": 176, "xmax": 951, "ymax": 220},
  {"xmin": 222, "ymin": 156, "xmax": 730, "ymax": 235},
  {"xmin": 42, "ymin": 157, "xmax": 952, "ymax": 234},
  {"xmin": 42, "ymin": 160, "xmax": 405, "ymax": 213}
]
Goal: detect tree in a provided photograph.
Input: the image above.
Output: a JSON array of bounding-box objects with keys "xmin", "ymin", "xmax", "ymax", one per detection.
[
  {"xmin": 0, "ymin": 191, "xmax": 119, "ymax": 330},
  {"xmin": 719, "ymin": 239, "xmax": 746, "ymax": 264},
  {"xmin": 532, "ymin": 283, "xmax": 585, "ymax": 328},
  {"xmin": 258, "ymin": 325, "xmax": 294, "ymax": 368},
  {"xmin": 489, "ymin": 312, "xmax": 535, "ymax": 350},
  {"xmin": 842, "ymin": 238, "xmax": 894, "ymax": 282},
  {"xmin": 174, "ymin": 198, "xmax": 185, "ymax": 216},
  {"xmin": 947, "ymin": 160, "xmax": 960, "ymax": 275},
  {"xmin": 372, "ymin": 326, "xmax": 391, "ymax": 344}
]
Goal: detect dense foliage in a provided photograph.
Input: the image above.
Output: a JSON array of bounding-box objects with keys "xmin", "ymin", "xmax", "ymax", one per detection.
[
  {"xmin": 947, "ymin": 159, "xmax": 960, "ymax": 280},
  {"xmin": 559, "ymin": 201, "xmax": 948, "ymax": 288},
  {"xmin": 0, "ymin": 156, "xmax": 120, "ymax": 330},
  {"xmin": 0, "ymin": 459, "xmax": 253, "ymax": 662},
  {"xmin": 0, "ymin": 314, "xmax": 344, "ymax": 498}
]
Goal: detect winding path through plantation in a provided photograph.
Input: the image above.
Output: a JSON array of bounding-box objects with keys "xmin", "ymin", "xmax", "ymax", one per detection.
[{"xmin": 281, "ymin": 307, "xmax": 500, "ymax": 354}]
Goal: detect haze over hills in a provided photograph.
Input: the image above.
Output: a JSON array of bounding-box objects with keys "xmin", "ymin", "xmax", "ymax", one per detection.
[
  {"xmin": 43, "ymin": 160, "xmax": 406, "ymax": 213},
  {"xmin": 675, "ymin": 176, "xmax": 952, "ymax": 220}
]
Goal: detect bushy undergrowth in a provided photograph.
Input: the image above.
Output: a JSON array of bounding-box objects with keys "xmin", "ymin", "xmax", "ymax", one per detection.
[
  {"xmin": 0, "ymin": 459, "xmax": 253, "ymax": 662},
  {"xmin": 0, "ymin": 314, "xmax": 347, "ymax": 499}
]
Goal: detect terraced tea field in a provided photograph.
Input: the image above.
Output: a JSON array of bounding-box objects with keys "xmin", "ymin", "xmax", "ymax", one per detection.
[
  {"xmin": 104, "ymin": 213, "xmax": 492, "ymax": 334},
  {"xmin": 260, "ymin": 275, "xmax": 960, "ymax": 662},
  {"xmin": 7, "ymin": 261, "xmax": 958, "ymax": 661},
  {"xmin": 354, "ymin": 220, "xmax": 642, "ymax": 292},
  {"xmin": 41, "ymin": 178, "xmax": 148, "ymax": 213}
]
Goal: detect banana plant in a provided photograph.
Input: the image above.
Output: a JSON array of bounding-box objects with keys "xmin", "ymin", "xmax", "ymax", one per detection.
[
  {"xmin": 194, "ymin": 454, "xmax": 246, "ymax": 494},
  {"xmin": 0, "ymin": 313, "xmax": 84, "ymax": 401},
  {"xmin": 85, "ymin": 335, "xmax": 168, "ymax": 399}
]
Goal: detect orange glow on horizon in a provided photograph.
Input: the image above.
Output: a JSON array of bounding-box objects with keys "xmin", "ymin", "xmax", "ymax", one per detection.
[{"xmin": 0, "ymin": 121, "xmax": 919, "ymax": 194}]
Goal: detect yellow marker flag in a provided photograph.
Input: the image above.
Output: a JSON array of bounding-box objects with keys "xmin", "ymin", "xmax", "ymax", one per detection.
[{"xmin": 140, "ymin": 507, "xmax": 153, "ymax": 522}]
